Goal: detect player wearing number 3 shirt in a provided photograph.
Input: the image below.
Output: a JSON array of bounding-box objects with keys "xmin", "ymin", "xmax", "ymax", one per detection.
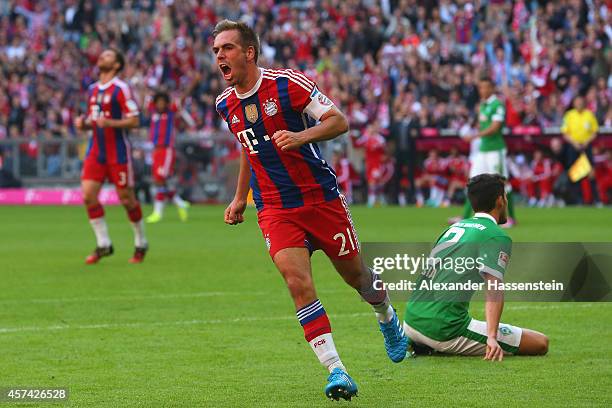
[
  {"xmin": 76, "ymin": 48, "xmax": 148, "ymax": 265},
  {"xmin": 213, "ymin": 20, "xmax": 410, "ymax": 401}
]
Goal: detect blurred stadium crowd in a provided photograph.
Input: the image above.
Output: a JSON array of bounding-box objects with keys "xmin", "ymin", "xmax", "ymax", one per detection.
[{"xmin": 0, "ymin": 0, "xmax": 610, "ymax": 205}]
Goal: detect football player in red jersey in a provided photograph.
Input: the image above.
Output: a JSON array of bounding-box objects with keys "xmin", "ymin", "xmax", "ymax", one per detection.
[
  {"xmin": 145, "ymin": 73, "xmax": 199, "ymax": 223},
  {"xmin": 415, "ymin": 149, "xmax": 448, "ymax": 207},
  {"xmin": 593, "ymin": 147, "xmax": 612, "ymax": 205},
  {"xmin": 75, "ymin": 48, "xmax": 148, "ymax": 264},
  {"xmin": 331, "ymin": 148, "xmax": 357, "ymax": 204},
  {"xmin": 445, "ymin": 147, "xmax": 469, "ymax": 206},
  {"xmin": 213, "ymin": 20, "xmax": 410, "ymax": 401},
  {"xmin": 144, "ymin": 88, "xmax": 195, "ymax": 223},
  {"xmin": 352, "ymin": 122, "xmax": 388, "ymax": 207},
  {"xmin": 528, "ymin": 149, "xmax": 554, "ymax": 207}
]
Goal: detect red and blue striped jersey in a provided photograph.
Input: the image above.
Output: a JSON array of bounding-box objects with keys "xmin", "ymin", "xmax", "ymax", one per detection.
[
  {"xmin": 149, "ymin": 102, "xmax": 177, "ymax": 148},
  {"xmin": 85, "ymin": 77, "xmax": 139, "ymax": 164},
  {"xmin": 215, "ymin": 68, "xmax": 340, "ymax": 210}
]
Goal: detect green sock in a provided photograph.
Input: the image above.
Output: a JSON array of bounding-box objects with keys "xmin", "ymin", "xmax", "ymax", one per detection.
[
  {"xmin": 462, "ymin": 199, "xmax": 473, "ymax": 219},
  {"xmin": 507, "ymin": 191, "xmax": 516, "ymax": 219}
]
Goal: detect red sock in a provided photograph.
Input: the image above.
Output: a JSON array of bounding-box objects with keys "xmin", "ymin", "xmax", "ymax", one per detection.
[
  {"xmin": 127, "ymin": 203, "xmax": 142, "ymax": 223},
  {"xmin": 297, "ymin": 299, "xmax": 343, "ymax": 369},
  {"xmin": 303, "ymin": 314, "xmax": 332, "ymax": 341},
  {"xmin": 167, "ymin": 190, "xmax": 175, "ymax": 200},
  {"xmin": 86, "ymin": 204, "xmax": 104, "ymax": 219},
  {"xmin": 297, "ymin": 299, "xmax": 332, "ymax": 341}
]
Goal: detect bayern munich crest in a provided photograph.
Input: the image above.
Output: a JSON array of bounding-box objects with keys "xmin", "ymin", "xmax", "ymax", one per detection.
[
  {"xmin": 265, "ymin": 234, "xmax": 271, "ymax": 250},
  {"xmin": 263, "ymin": 98, "xmax": 279, "ymax": 117}
]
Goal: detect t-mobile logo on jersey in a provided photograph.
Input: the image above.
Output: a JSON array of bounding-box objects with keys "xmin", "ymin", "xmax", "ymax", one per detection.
[{"xmin": 236, "ymin": 128, "xmax": 270, "ymax": 155}]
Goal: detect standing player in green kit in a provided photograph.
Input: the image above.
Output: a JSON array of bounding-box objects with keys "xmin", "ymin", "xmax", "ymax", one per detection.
[
  {"xmin": 405, "ymin": 174, "xmax": 548, "ymax": 359},
  {"xmin": 450, "ymin": 77, "xmax": 517, "ymax": 227}
]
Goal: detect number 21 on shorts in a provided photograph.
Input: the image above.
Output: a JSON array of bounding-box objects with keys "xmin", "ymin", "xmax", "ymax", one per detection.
[{"xmin": 333, "ymin": 227, "xmax": 357, "ymax": 256}]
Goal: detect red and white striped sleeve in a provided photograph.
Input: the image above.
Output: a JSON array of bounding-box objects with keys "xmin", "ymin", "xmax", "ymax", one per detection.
[
  {"xmin": 284, "ymin": 69, "xmax": 335, "ymax": 120},
  {"xmin": 116, "ymin": 81, "xmax": 140, "ymax": 118}
]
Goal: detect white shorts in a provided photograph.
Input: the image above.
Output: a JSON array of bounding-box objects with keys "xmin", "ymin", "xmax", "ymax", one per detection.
[
  {"xmin": 469, "ymin": 149, "xmax": 508, "ymax": 178},
  {"xmin": 403, "ymin": 318, "xmax": 523, "ymax": 355}
]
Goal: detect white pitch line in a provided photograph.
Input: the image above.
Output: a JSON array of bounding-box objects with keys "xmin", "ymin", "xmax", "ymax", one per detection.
[
  {"xmin": 0, "ymin": 303, "xmax": 604, "ymax": 335},
  {"xmin": 504, "ymin": 303, "xmax": 599, "ymax": 311},
  {"xmin": 0, "ymin": 291, "xmax": 255, "ymax": 304},
  {"xmin": 0, "ymin": 312, "xmax": 372, "ymax": 335},
  {"xmin": 0, "ymin": 288, "xmax": 348, "ymax": 305}
]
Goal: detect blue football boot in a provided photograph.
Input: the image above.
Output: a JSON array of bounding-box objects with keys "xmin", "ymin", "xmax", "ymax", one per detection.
[
  {"xmin": 325, "ymin": 368, "xmax": 358, "ymax": 401},
  {"xmin": 379, "ymin": 309, "xmax": 411, "ymax": 363}
]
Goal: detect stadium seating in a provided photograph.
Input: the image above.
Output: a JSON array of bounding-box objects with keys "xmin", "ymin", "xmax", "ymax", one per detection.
[{"xmin": 0, "ymin": 0, "xmax": 610, "ymax": 204}]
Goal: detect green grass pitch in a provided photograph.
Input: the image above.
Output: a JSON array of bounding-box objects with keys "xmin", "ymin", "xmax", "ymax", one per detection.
[{"xmin": 1, "ymin": 205, "xmax": 610, "ymax": 407}]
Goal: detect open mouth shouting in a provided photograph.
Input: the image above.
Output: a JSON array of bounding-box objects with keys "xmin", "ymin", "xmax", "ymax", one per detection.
[{"xmin": 219, "ymin": 63, "xmax": 232, "ymax": 81}]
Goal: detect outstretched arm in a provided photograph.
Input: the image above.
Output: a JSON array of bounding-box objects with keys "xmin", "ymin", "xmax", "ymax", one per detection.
[{"xmin": 484, "ymin": 273, "xmax": 504, "ymax": 362}]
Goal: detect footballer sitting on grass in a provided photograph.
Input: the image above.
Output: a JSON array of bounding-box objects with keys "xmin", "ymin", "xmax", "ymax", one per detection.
[{"xmin": 404, "ymin": 174, "xmax": 549, "ymax": 360}]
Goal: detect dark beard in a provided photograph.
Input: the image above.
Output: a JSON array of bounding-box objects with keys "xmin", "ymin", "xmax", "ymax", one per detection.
[
  {"xmin": 498, "ymin": 210, "xmax": 508, "ymax": 225},
  {"xmin": 97, "ymin": 63, "xmax": 115, "ymax": 74}
]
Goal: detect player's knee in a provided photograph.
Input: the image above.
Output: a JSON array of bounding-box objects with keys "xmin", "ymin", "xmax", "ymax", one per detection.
[
  {"xmin": 536, "ymin": 334, "xmax": 549, "ymax": 355},
  {"xmin": 82, "ymin": 193, "xmax": 98, "ymax": 207},
  {"xmin": 283, "ymin": 274, "xmax": 314, "ymax": 299},
  {"xmin": 119, "ymin": 196, "xmax": 136, "ymax": 209},
  {"xmin": 284, "ymin": 274, "xmax": 308, "ymax": 291}
]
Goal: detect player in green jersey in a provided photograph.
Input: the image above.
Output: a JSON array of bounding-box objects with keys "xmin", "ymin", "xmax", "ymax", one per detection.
[
  {"xmin": 451, "ymin": 77, "xmax": 517, "ymax": 227},
  {"xmin": 405, "ymin": 174, "xmax": 548, "ymax": 360}
]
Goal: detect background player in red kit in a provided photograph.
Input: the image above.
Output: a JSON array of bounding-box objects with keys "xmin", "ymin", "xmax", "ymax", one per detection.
[
  {"xmin": 593, "ymin": 148, "xmax": 612, "ymax": 205},
  {"xmin": 145, "ymin": 89, "xmax": 193, "ymax": 223},
  {"xmin": 213, "ymin": 20, "xmax": 410, "ymax": 401},
  {"xmin": 527, "ymin": 149, "xmax": 554, "ymax": 207},
  {"xmin": 352, "ymin": 122, "xmax": 387, "ymax": 207},
  {"xmin": 415, "ymin": 149, "xmax": 448, "ymax": 207},
  {"xmin": 75, "ymin": 48, "xmax": 148, "ymax": 264},
  {"xmin": 445, "ymin": 147, "xmax": 469, "ymax": 206},
  {"xmin": 331, "ymin": 148, "xmax": 357, "ymax": 204}
]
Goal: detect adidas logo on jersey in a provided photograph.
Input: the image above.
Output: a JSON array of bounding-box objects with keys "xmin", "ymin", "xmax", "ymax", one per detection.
[{"xmin": 231, "ymin": 115, "xmax": 240, "ymax": 124}]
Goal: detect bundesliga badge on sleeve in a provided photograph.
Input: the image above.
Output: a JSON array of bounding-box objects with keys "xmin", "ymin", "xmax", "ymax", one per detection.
[{"xmin": 317, "ymin": 92, "xmax": 332, "ymax": 106}]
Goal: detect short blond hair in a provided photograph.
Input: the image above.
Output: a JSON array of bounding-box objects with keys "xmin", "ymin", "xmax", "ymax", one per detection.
[{"xmin": 213, "ymin": 19, "xmax": 260, "ymax": 63}]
